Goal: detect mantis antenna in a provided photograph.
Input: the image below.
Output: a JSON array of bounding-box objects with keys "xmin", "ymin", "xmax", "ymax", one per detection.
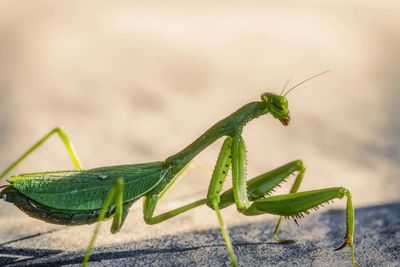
[
  {"xmin": 282, "ymin": 70, "xmax": 331, "ymax": 96},
  {"xmin": 279, "ymin": 76, "xmax": 293, "ymax": 96}
]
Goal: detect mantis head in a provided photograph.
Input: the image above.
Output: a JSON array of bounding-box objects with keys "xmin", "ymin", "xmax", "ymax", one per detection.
[
  {"xmin": 261, "ymin": 93, "xmax": 290, "ymax": 126},
  {"xmin": 260, "ymin": 70, "xmax": 331, "ymax": 126}
]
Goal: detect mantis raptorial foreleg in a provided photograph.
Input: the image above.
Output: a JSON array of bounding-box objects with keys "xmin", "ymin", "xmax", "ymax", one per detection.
[
  {"xmin": 217, "ymin": 160, "xmax": 304, "ymax": 208},
  {"xmin": 82, "ymin": 178, "xmax": 125, "ymax": 267},
  {"xmin": 231, "ymin": 134, "xmax": 251, "ymax": 212},
  {"xmin": 0, "ymin": 127, "xmax": 82, "ymax": 180},
  {"xmin": 207, "ymin": 137, "xmax": 238, "ymax": 266}
]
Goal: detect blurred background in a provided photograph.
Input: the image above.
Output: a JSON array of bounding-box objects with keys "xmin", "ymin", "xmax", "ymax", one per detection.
[{"xmin": 0, "ymin": 0, "xmax": 399, "ymax": 255}]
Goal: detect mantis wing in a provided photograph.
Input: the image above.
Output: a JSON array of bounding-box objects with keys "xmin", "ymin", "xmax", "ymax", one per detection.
[{"xmin": 8, "ymin": 162, "xmax": 170, "ymax": 211}]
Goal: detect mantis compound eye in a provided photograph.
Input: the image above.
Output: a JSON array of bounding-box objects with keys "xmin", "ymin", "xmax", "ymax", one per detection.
[{"xmin": 273, "ymin": 103, "xmax": 285, "ymax": 111}]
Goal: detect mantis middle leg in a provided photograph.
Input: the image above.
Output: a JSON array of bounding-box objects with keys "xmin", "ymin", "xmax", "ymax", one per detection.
[
  {"xmin": 0, "ymin": 127, "xmax": 82, "ymax": 180},
  {"xmin": 82, "ymin": 178, "xmax": 125, "ymax": 267}
]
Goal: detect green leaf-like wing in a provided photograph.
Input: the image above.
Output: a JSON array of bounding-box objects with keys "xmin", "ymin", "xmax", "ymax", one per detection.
[{"xmin": 9, "ymin": 162, "xmax": 170, "ymax": 211}]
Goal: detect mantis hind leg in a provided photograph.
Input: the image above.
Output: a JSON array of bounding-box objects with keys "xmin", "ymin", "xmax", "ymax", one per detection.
[
  {"xmin": 82, "ymin": 178, "xmax": 125, "ymax": 267},
  {"xmin": 0, "ymin": 127, "xmax": 82, "ymax": 180}
]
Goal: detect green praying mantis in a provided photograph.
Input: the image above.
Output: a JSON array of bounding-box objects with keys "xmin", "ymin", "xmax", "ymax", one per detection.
[{"xmin": 0, "ymin": 71, "xmax": 359, "ymax": 267}]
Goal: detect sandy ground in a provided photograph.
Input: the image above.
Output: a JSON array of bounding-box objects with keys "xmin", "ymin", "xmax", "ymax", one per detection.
[
  {"xmin": 0, "ymin": 1, "xmax": 399, "ymax": 266},
  {"xmin": 0, "ymin": 202, "xmax": 399, "ymax": 266}
]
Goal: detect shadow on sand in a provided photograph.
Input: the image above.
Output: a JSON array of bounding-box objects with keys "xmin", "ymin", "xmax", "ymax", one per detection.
[{"xmin": 0, "ymin": 202, "xmax": 399, "ymax": 266}]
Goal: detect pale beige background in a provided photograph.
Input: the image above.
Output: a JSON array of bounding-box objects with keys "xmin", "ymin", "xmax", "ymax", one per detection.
[{"xmin": 0, "ymin": 0, "xmax": 399, "ymax": 254}]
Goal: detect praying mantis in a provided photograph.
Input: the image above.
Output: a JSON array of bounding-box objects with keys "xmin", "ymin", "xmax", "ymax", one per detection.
[{"xmin": 0, "ymin": 71, "xmax": 359, "ymax": 267}]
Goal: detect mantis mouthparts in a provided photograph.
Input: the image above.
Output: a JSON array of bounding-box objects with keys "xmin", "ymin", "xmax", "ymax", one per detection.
[{"xmin": 280, "ymin": 118, "xmax": 290, "ymax": 126}]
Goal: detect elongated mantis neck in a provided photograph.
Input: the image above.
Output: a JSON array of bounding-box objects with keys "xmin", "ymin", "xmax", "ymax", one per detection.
[{"xmin": 165, "ymin": 101, "xmax": 268, "ymax": 173}]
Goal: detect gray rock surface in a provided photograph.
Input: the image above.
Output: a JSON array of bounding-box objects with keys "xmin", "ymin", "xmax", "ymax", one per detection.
[{"xmin": 0, "ymin": 202, "xmax": 398, "ymax": 267}]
